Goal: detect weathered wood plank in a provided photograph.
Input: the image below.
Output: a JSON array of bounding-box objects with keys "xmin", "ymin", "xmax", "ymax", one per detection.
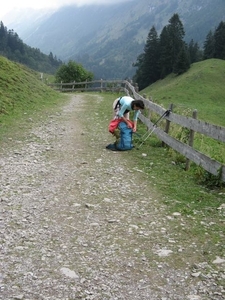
[
  {"xmin": 139, "ymin": 114, "xmax": 225, "ymax": 181},
  {"xmin": 167, "ymin": 112, "xmax": 225, "ymax": 143},
  {"xmin": 138, "ymin": 101, "xmax": 225, "ymax": 142}
]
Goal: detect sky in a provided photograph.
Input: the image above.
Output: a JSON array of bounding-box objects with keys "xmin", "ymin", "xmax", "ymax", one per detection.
[{"xmin": 0, "ymin": 0, "xmax": 129, "ymax": 20}]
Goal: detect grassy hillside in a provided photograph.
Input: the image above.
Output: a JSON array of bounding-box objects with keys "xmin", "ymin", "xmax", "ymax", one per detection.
[
  {"xmin": 141, "ymin": 59, "xmax": 225, "ymax": 127},
  {"xmin": 0, "ymin": 56, "xmax": 64, "ymax": 140}
]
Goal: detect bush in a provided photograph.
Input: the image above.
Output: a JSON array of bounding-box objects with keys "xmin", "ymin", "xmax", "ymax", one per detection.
[{"xmin": 55, "ymin": 60, "xmax": 94, "ymax": 83}]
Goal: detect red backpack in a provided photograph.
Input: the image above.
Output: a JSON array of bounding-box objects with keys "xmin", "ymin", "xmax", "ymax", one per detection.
[{"xmin": 108, "ymin": 118, "xmax": 133, "ymax": 133}]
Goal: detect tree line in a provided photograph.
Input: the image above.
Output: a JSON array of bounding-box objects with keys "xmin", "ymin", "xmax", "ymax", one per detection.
[
  {"xmin": 133, "ymin": 14, "xmax": 225, "ymax": 90},
  {"xmin": 1, "ymin": 14, "xmax": 225, "ymax": 87},
  {"xmin": 0, "ymin": 21, "xmax": 62, "ymax": 74}
]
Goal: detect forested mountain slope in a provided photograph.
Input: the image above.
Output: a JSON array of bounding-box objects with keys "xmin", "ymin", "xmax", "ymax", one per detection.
[{"xmin": 4, "ymin": 0, "xmax": 225, "ymax": 79}]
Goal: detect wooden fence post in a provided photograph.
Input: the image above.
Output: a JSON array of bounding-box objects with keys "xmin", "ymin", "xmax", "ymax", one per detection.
[
  {"xmin": 185, "ymin": 109, "xmax": 198, "ymax": 171},
  {"xmin": 144, "ymin": 95, "xmax": 152, "ymax": 130},
  {"xmin": 142, "ymin": 94, "xmax": 149, "ymax": 130},
  {"xmin": 100, "ymin": 79, "xmax": 103, "ymax": 92},
  {"xmin": 148, "ymin": 96, "xmax": 152, "ymax": 121},
  {"xmin": 135, "ymin": 83, "xmax": 139, "ymax": 92},
  {"xmin": 162, "ymin": 103, "xmax": 173, "ymax": 147}
]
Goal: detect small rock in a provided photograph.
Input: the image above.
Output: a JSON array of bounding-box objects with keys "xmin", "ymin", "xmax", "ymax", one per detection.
[
  {"xmin": 95, "ymin": 158, "xmax": 102, "ymax": 163},
  {"xmin": 107, "ymin": 219, "xmax": 118, "ymax": 223},
  {"xmin": 156, "ymin": 249, "xmax": 173, "ymax": 257},
  {"xmin": 90, "ymin": 222, "xmax": 99, "ymax": 227},
  {"xmin": 60, "ymin": 267, "xmax": 79, "ymax": 279},
  {"xmin": 13, "ymin": 295, "xmax": 24, "ymax": 300},
  {"xmin": 191, "ymin": 272, "xmax": 201, "ymax": 277},
  {"xmin": 129, "ymin": 224, "xmax": 139, "ymax": 230},
  {"xmin": 85, "ymin": 203, "xmax": 95, "ymax": 209},
  {"xmin": 172, "ymin": 212, "xmax": 181, "ymax": 217},
  {"xmin": 213, "ymin": 257, "xmax": 225, "ymax": 264},
  {"xmin": 103, "ymin": 197, "xmax": 112, "ymax": 203},
  {"xmin": 217, "ymin": 203, "xmax": 225, "ymax": 210},
  {"xmin": 15, "ymin": 246, "xmax": 24, "ymax": 251},
  {"xmin": 187, "ymin": 296, "xmax": 201, "ymax": 300}
]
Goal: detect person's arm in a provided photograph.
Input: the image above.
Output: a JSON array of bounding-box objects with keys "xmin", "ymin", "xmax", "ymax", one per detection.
[
  {"xmin": 133, "ymin": 120, "xmax": 137, "ymax": 132},
  {"xmin": 132, "ymin": 110, "xmax": 140, "ymax": 132},
  {"xmin": 118, "ymin": 104, "xmax": 127, "ymax": 118},
  {"xmin": 121, "ymin": 116, "xmax": 133, "ymax": 128}
]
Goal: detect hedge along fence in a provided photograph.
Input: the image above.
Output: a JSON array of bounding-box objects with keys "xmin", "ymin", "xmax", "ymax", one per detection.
[{"xmin": 49, "ymin": 79, "xmax": 225, "ymax": 181}]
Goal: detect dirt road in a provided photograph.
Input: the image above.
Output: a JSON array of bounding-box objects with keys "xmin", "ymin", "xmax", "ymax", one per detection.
[{"xmin": 0, "ymin": 95, "xmax": 224, "ymax": 300}]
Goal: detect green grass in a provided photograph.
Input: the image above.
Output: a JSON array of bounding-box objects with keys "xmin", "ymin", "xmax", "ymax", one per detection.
[
  {"xmin": 141, "ymin": 58, "xmax": 225, "ymax": 127},
  {"xmin": 0, "ymin": 56, "xmax": 65, "ymax": 142},
  {"xmin": 140, "ymin": 58, "xmax": 225, "ymax": 175}
]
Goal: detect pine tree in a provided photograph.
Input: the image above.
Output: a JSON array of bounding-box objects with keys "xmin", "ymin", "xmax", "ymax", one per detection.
[
  {"xmin": 133, "ymin": 26, "xmax": 160, "ymax": 90},
  {"xmin": 159, "ymin": 26, "xmax": 171, "ymax": 78},
  {"xmin": 159, "ymin": 13, "xmax": 186, "ymax": 78},
  {"xmin": 0, "ymin": 20, "xmax": 63, "ymax": 73},
  {"xmin": 167, "ymin": 13, "xmax": 185, "ymax": 73},
  {"xmin": 132, "ymin": 53, "xmax": 145, "ymax": 90},
  {"xmin": 141, "ymin": 26, "xmax": 160, "ymax": 88},
  {"xmin": 173, "ymin": 44, "xmax": 190, "ymax": 75},
  {"xmin": 133, "ymin": 13, "xmax": 191, "ymax": 89},
  {"xmin": 203, "ymin": 30, "xmax": 215, "ymax": 59},
  {"xmin": 0, "ymin": 21, "xmax": 8, "ymax": 52},
  {"xmin": 214, "ymin": 21, "xmax": 225, "ymax": 59},
  {"xmin": 188, "ymin": 39, "xmax": 202, "ymax": 63}
]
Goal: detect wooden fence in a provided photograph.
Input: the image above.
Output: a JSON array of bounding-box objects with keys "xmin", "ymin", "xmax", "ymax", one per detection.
[
  {"xmin": 48, "ymin": 79, "xmax": 129, "ymax": 93},
  {"xmin": 48, "ymin": 80, "xmax": 225, "ymax": 181}
]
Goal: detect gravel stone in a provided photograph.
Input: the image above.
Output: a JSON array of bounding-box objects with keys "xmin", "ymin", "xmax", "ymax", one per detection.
[{"xmin": 0, "ymin": 95, "xmax": 224, "ymax": 300}]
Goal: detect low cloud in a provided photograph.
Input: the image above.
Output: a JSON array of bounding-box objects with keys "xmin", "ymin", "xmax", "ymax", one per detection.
[{"xmin": 56, "ymin": 0, "xmax": 132, "ymax": 7}]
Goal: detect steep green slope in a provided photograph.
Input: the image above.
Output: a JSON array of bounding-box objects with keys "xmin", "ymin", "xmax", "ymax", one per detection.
[
  {"xmin": 142, "ymin": 59, "xmax": 225, "ymax": 126},
  {"xmin": 0, "ymin": 56, "xmax": 64, "ymax": 137},
  {"xmin": 0, "ymin": 56, "xmax": 59, "ymax": 113}
]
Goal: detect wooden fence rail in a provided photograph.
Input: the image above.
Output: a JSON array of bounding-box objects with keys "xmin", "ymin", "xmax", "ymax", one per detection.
[
  {"xmin": 48, "ymin": 79, "xmax": 225, "ymax": 181},
  {"xmin": 48, "ymin": 80, "xmax": 128, "ymax": 92}
]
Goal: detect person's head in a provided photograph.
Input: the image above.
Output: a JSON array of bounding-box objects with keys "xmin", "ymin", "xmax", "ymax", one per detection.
[{"xmin": 132, "ymin": 100, "xmax": 145, "ymax": 111}]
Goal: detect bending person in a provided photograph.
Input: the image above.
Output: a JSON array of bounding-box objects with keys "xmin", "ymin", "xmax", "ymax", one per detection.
[{"xmin": 113, "ymin": 96, "xmax": 144, "ymax": 132}]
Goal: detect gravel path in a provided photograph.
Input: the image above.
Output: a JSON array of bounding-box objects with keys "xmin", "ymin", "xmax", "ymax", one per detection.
[{"xmin": 0, "ymin": 94, "xmax": 224, "ymax": 300}]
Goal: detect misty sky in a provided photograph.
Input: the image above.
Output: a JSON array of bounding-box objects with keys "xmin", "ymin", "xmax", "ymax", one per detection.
[{"xmin": 0, "ymin": 0, "xmax": 131, "ymax": 19}]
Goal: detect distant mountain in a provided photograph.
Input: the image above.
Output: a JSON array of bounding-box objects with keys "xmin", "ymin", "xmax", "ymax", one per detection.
[{"xmin": 4, "ymin": 0, "xmax": 225, "ymax": 79}]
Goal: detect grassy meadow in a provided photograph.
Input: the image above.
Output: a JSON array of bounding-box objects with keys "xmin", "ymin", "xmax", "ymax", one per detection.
[
  {"xmin": 139, "ymin": 59, "xmax": 225, "ymax": 175},
  {"xmin": 141, "ymin": 58, "xmax": 225, "ymax": 127},
  {"xmin": 0, "ymin": 56, "xmax": 65, "ymax": 142}
]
